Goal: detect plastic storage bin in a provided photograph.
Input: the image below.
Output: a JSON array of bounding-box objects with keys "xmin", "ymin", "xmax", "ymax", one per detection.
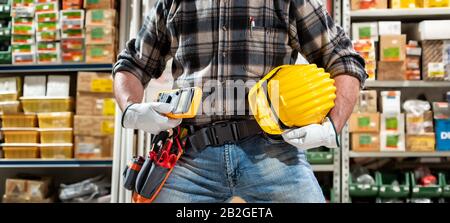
[
  {"xmin": 1, "ymin": 144, "xmax": 39, "ymax": 159},
  {"xmin": 0, "ymin": 93, "xmax": 18, "ymax": 102},
  {"xmin": 349, "ymin": 174, "xmax": 379, "ymax": 197},
  {"xmin": 39, "ymin": 128, "xmax": 73, "ymax": 143},
  {"xmin": 0, "ymin": 101, "xmax": 20, "ymax": 114},
  {"xmin": 40, "ymin": 144, "xmax": 73, "ymax": 159},
  {"xmin": 376, "ymin": 172, "xmax": 410, "ymax": 198},
  {"xmin": 37, "ymin": 112, "xmax": 73, "ymax": 128},
  {"xmin": 442, "ymin": 173, "xmax": 450, "ymax": 198},
  {"xmin": 2, "ymin": 129, "xmax": 39, "ymax": 143},
  {"xmin": 410, "ymin": 171, "xmax": 444, "ymax": 198},
  {"xmin": 1, "ymin": 114, "xmax": 37, "ymax": 127},
  {"xmin": 306, "ymin": 147, "xmax": 334, "ymax": 164},
  {"xmin": 20, "ymin": 97, "xmax": 74, "ymax": 113}
]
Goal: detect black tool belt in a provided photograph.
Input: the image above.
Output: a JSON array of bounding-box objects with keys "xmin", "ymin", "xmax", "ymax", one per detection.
[{"xmin": 184, "ymin": 120, "xmax": 263, "ymax": 151}]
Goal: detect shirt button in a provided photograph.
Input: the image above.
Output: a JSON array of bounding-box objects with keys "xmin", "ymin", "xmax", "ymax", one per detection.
[{"xmin": 222, "ymin": 25, "xmax": 227, "ymax": 31}]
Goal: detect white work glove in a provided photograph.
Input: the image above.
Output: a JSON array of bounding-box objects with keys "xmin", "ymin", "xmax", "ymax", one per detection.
[
  {"xmin": 121, "ymin": 102, "xmax": 182, "ymax": 134},
  {"xmin": 281, "ymin": 117, "xmax": 339, "ymax": 150}
]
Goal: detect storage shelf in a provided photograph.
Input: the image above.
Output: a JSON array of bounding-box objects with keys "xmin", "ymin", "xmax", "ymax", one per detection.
[
  {"xmin": 351, "ymin": 8, "xmax": 450, "ymax": 21},
  {"xmin": 0, "ymin": 64, "xmax": 113, "ymax": 73},
  {"xmin": 349, "ymin": 151, "xmax": 450, "ymax": 158},
  {"xmin": 0, "ymin": 159, "xmax": 113, "ymax": 168},
  {"xmin": 311, "ymin": 164, "xmax": 335, "ymax": 172},
  {"xmin": 364, "ymin": 80, "xmax": 450, "ymax": 88}
]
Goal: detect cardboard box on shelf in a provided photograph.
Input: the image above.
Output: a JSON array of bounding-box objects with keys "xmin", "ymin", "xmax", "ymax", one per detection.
[
  {"xmin": 381, "ymin": 113, "xmax": 405, "ymax": 132},
  {"xmin": 74, "ymin": 115, "xmax": 114, "ymax": 136},
  {"xmin": 23, "ymin": 75, "xmax": 46, "ymax": 97},
  {"xmin": 5, "ymin": 179, "xmax": 26, "ymax": 197},
  {"xmin": 12, "ymin": 44, "xmax": 34, "ymax": 54},
  {"xmin": 349, "ymin": 112, "xmax": 380, "ymax": 133},
  {"xmin": 380, "ymin": 131, "xmax": 406, "ymax": 152},
  {"xmin": 418, "ymin": 20, "xmax": 450, "ymax": 41},
  {"xmin": 0, "ymin": 77, "xmax": 20, "ymax": 94},
  {"xmin": 61, "ymin": 50, "xmax": 85, "ymax": 63},
  {"xmin": 46, "ymin": 75, "xmax": 71, "ymax": 97},
  {"xmin": 381, "ymin": 91, "xmax": 401, "ymax": 114},
  {"xmin": 378, "ymin": 21, "xmax": 401, "ymax": 35},
  {"xmin": 86, "ymin": 44, "xmax": 115, "ymax": 64},
  {"xmin": 405, "ymin": 41, "xmax": 422, "ymax": 80},
  {"xmin": 12, "ymin": 34, "xmax": 35, "ymax": 44},
  {"xmin": 12, "ymin": 53, "xmax": 35, "ymax": 64},
  {"xmin": 86, "ymin": 26, "xmax": 115, "ymax": 45},
  {"xmin": 76, "ymin": 72, "xmax": 113, "ymax": 93},
  {"xmin": 61, "ymin": 38, "xmax": 84, "ymax": 51},
  {"xmin": 351, "ymin": 133, "xmax": 380, "ymax": 152},
  {"xmin": 35, "ymin": 11, "xmax": 59, "ymax": 23},
  {"xmin": 352, "ymin": 22, "xmax": 378, "ymax": 41},
  {"xmin": 377, "ymin": 61, "xmax": 406, "ymax": 80},
  {"xmin": 406, "ymin": 111, "xmax": 434, "ymax": 134},
  {"xmin": 421, "ymin": 40, "xmax": 450, "ymax": 80},
  {"xmin": 86, "ymin": 9, "xmax": 116, "ymax": 27},
  {"xmin": 35, "ymin": 2, "xmax": 58, "ymax": 13},
  {"xmin": 5, "ymin": 177, "xmax": 51, "ymax": 200},
  {"xmin": 433, "ymin": 102, "xmax": 449, "ymax": 119},
  {"xmin": 76, "ymin": 92, "xmax": 115, "ymax": 116},
  {"xmin": 83, "ymin": 0, "xmax": 115, "ymax": 9},
  {"xmin": 351, "ymin": 0, "xmax": 388, "ymax": 10},
  {"xmin": 60, "ymin": 9, "xmax": 85, "ymax": 21},
  {"xmin": 74, "ymin": 135, "xmax": 113, "ymax": 159},
  {"xmin": 36, "ymin": 31, "xmax": 60, "ymax": 42},
  {"xmin": 37, "ymin": 51, "xmax": 60, "ymax": 64},
  {"xmin": 63, "ymin": 0, "xmax": 83, "ymax": 9},
  {"xmin": 353, "ymin": 90, "xmax": 377, "ymax": 113},
  {"xmin": 352, "ymin": 39, "xmax": 376, "ymax": 80},
  {"xmin": 406, "ymin": 133, "xmax": 435, "ymax": 152},
  {"xmin": 379, "ymin": 35, "xmax": 406, "ymax": 61}
]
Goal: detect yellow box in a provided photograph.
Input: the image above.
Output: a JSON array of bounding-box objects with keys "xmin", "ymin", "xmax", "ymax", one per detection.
[
  {"xmin": 349, "ymin": 113, "xmax": 380, "ymax": 133},
  {"xmin": 0, "ymin": 101, "xmax": 21, "ymax": 114},
  {"xmin": 423, "ymin": 0, "xmax": 449, "ymax": 7},
  {"xmin": 352, "ymin": 133, "xmax": 380, "ymax": 152},
  {"xmin": 37, "ymin": 112, "xmax": 73, "ymax": 128},
  {"xmin": 0, "ymin": 93, "xmax": 18, "ymax": 102},
  {"xmin": 2, "ymin": 145, "xmax": 39, "ymax": 159},
  {"xmin": 20, "ymin": 97, "xmax": 74, "ymax": 113},
  {"xmin": 76, "ymin": 92, "xmax": 115, "ymax": 116},
  {"xmin": 1, "ymin": 114, "xmax": 37, "ymax": 127},
  {"xmin": 40, "ymin": 144, "xmax": 73, "ymax": 159},
  {"xmin": 406, "ymin": 134, "xmax": 435, "ymax": 152},
  {"xmin": 39, "ymin": 128, "xmax": 73, "ymax": 143},
  {"xmin": 2, "ymin": 129, "xmax": 39, "ymax": 143},
  {"xmin": 399, "ymin": 0, "xmax": 423, "ymax": 8}
]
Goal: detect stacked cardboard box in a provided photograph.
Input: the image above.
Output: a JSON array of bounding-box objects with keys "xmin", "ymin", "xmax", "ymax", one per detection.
[
  {"xmin": 2, "ymin": 177, "xmax": 53, "ymax": 203},
  {"xmin": 380, "ymin": 91, "xmax": 406, "ymax": 152},
  {"xmin": 84, "ymin": 1, "xmax": 116, "ymax": 63},
  {"xmin": 350, "ymin": 90, "xmax": 380, "ymax": 152},
  {"xmin": 74, "ymin": 72, "xmax": 115, "ymax": 159},
  {"xmin": 11, "ymin": 0, "xmax": 35, "ymax": 64},
  {"xmin": 353, "ymin": 39, "xmax": 377, "ymax": 80},
  {"xmin": 378, "ymin": 33, "xmax": 406, "ymax": 80},
  {"xmin": 35, "ymin": 0, "xmax": 60, "ymax": 64},
  {"xmin": 63, "ymin": 0, "xmax": 83, "ymax": 10},
  {"xmin": 60, "ymin": 9, "xmax": 85, "ymax": 62},
  {"xmin": 0, "ymin": 0, "xmax": 12, "ymax": 64}
]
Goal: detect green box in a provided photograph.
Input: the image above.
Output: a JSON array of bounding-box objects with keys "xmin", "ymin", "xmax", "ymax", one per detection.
[{"xmin": 376, "ymin": 172, "xmax": 410, "ymax": 198}]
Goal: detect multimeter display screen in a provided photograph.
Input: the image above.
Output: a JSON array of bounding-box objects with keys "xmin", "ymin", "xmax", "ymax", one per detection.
[{"xmin": 157, "ymin": 88, "xmax": 195, "ymax": 114}]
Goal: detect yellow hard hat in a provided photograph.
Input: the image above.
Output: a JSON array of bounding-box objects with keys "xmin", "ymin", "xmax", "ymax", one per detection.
[{"xmin": 248, "ymin": 64, "xmax": 336, "ymax": 135}]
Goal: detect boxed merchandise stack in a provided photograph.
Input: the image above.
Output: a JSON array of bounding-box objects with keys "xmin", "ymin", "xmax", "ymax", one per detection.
[
  {"xmin": 377, "ymin": 22, "xmax": 406, "ymax": 80},
  {"xmin": 74, "ymin": 72, "xmax": 115, "ymax": 159},
  {"xmin": 417, "ymin": 20, "xmax": 450, "ymax": 81},
  {"xmin": 433, "ymin": 102, "xmax": 450, "ymax": 151},
  {"xmin": 404, "ymin": 100, "xmax": 435, "ymax": 152},
  {"xmin": 35, "ymin": 0, "xmax": 60, "ymax": 64},
  {"xmin": 2, "ymin": 177, "xmax": 52, "ymax": 202},
  {"xmin": 84, "ymin": 0, "xmax": 116, "ymax": 63},
  {"xmin": 351, "ymin": 22, "xmax": 377, "ymax": 80},
  {"xmin": 404, "ymin": 41, "xmax": 422, "ymax": 80},
  {"xmin": 16, "ymin": 75, "xmax": 74, "ymax": 159},
  {"xmin": 351, "ymin": 0, "xmax": 387, "ymax": 10},
  {"xmin": 350, "ymin": 90, "xmax": 380, "ymax": 152},
  {"xmin": 0, "ymin": 77, "xmax": 21, "ymax": 114},
  {"xmin": 11, "ymin": 0, "xmax": 35, "ymax": 64},
  {"xmin": 60, "ymin": 0, "xmax": 85, "ymax": 63},
  {"xmin": 380, "ymin": 91, "xmax": 406, "ymax": 152},
  {"xmin": 0, "ymin": 0, "xmax": 12, "ymax": 64}
]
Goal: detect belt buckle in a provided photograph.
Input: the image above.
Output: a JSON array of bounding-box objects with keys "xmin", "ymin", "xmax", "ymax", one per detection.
[{"xmin": 210, "ymin": 121, "xmax": 237, "ymax": 145}]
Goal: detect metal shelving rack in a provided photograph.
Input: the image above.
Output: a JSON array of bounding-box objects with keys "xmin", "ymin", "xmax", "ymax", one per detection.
[
  {"xmin": 0, "ymin": 159, "xmax": 113, "ymax": 168},
  {"xmin": 340, "ymin": 1, "xmax": 450, "ymax": 202},
  {"xmin": 0, "ymin": 64, "xmax": 113, "ymax": 73}
]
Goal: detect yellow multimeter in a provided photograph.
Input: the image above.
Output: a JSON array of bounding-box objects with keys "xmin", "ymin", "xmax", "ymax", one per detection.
[{"xmin": 156, "ymin": 87, "xmax": 202, "ymax": 119}]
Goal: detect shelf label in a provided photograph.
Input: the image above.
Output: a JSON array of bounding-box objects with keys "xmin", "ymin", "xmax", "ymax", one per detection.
[{"xmin": 102, "ymin": 98, "xmax": 116, "ymax": 116}]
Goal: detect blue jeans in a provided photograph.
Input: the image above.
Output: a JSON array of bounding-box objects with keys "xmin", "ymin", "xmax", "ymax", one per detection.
[{"xmin": 153, "ymin": 133, "xmax": 325, "ymax": 203}]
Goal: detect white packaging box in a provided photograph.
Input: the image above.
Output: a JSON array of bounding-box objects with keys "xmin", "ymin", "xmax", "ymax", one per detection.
[
  {"xmin": 381, "ymin": 91, "xmax": 401, "ymax": 114},
  {"xmin": 352, "ymin": 22, "xmax": 379, "ymax": 41},
  {"xmin": 380, "ymin": 113, "xmax": 405, "ymax": 132},
  {"xmin": 418, "ymin": 20, "xmax": 450, "ymax": 40},
  {"xmin": 380, "ymin": 131, "xmax": 406, "ymax": 152},
  {"xmin": 24, "ymin": 76, "xmax": 47, "ymax": 97},
  {"xmin": 46, "ymin": 75, "xmax": 71, "ymax": 97},
  {"xmin": 378, "ymin": 21, "xmax": 401, "ymax": 35},
  {"xmin": 0, "ymin": 77, "xmax": 18, "ymax": 93}
]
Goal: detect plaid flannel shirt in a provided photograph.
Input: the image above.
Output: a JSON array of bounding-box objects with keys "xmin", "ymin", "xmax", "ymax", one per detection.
[{"xmin": 113, "ymin": 0, "xmax": 367, "ymax": 125}]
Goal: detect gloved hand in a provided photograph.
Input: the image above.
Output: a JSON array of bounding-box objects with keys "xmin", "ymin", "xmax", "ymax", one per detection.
[
  {"xmin": 281, "ymin": 117, "xmax": 339, "ymax": 150},
  {"xmin": 121, "ymin": 102, "xmax": 182, "ymax": 134}
]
